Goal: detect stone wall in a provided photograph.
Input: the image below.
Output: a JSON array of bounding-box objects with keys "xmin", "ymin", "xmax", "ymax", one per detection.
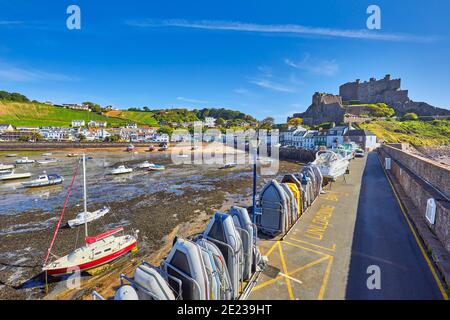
[
  {"xmin": 279, "ymin": 147, "xmax": 315, "ymax": 163},
  {"xmin": 379, "ymin": 144, "xmax": 450, "ymax": 254}
]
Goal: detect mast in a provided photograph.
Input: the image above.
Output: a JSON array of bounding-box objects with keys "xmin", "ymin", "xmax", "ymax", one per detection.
[{"xmin": 83, "ymin": 154, "xmax": 88, "ymax": 237}]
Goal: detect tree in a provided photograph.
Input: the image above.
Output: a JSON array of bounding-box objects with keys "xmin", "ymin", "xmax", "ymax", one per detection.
[
  {"xmin": 216, "ymin": 118, "xmax": 226, "ymax": 127},
  {"xmin": 402, "ymin": 112, "xmax": 419, "ymax": 121},
  {"xmin": 288, "ymin": 117, "xmax": 303, "ymax": 126},
  {"xmin": 18, "ymin": 135, "xmax": 31, "ymax": 142},
  {"xmin": 157, "ymin": 125, "xmax": 174, "ymax": 136},
  {"xmin": 105, "ymin": 134, "xmax": 120, "ymax": 142}
]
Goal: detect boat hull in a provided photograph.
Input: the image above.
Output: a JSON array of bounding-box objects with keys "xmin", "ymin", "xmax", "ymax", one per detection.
[
  {"xmin": 22, "ymin": 178, "xmax": 64, "ymax": 188},
  {"xmin": 44, "ymin": 241, "xmax": 137, "ymax": 276}
]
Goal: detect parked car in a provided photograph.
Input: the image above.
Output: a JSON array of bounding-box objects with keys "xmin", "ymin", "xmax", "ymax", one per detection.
[{"xmin": 354, "ymin": 148, "xmax": 365, "ymax": 158}]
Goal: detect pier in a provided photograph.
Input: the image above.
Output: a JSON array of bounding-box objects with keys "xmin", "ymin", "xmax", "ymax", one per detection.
[{"xmin": 249, "ymin": 153, "xmax": 448, "ymax": 300}]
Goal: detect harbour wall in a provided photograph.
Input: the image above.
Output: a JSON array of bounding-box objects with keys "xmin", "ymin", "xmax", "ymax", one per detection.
[
  {"xmin": 0, "ymin": 142, "xmax": 160, "ymax": 150},
  {"xmin": 378, "ymin": 144, "xmax": 450, "ymax": 284},
  {"xmin": 279, "ymin": 147, "xmax": 315, "ymax": 163}
]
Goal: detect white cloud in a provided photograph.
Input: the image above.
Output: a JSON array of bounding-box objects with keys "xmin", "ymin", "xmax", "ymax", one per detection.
[
  {"xmin": 285, "ymin": 54, "xmax": 339, "ymax": 76},
  {"xmin": 0, "ymin": 62, "xmax": 76, "ymax": 82},
  {"xmin": 249, "ymin": 78, "xmax": 296, "ymax": 93},
  {"xmin": 126, "ymin": 19, "xmax": 436, "ymax": 43},
  {"xmin": 234, "ymin": 88, "xmax": 249, "ymax": 94},
  {"xmin": 176, "ymin": 96, "xmax": 210, "ymax": 104}
]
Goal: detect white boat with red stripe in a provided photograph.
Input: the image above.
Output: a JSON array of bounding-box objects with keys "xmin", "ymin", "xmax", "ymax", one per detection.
[{"xmin": 42, "ymin": 154, "xmax": 138, "ymax": 277}]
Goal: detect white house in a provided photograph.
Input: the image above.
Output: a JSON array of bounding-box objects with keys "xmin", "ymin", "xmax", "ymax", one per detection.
[
  {"xmin": 325, "ymin": 126, "xmax": 350, "ymax": 148},
  {"xmin": 72, "ymin": 120, "xmax": 85, "ymax": 127},
  {"xmin": 88, "ymin": 120, "xmax": 107, "ymax": 128},
  {"xmin": 280, "ymin": 125, "xmax": 308, "ymax": 146},
  {"xmin": 154, "ymin": 133, "xmax": 170, "ymax": 143},
  {"xmin": 344, "ymin": 129, "xmax": 377, "ymax": 151},
  {"xmin": 124, "ymin": 123, "xmax": 138, "ymax": 129},
  {"xmin": 204, "ymin": 117, "xmax": 216, "ymax": 128},
  {"xmin": 0, "ymin": 124, "xmax": 14, "ymax": 133}
]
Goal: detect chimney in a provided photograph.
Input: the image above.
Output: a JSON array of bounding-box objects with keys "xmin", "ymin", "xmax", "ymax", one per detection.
[
  {"xmin": 370, "ymin": 77, "xmax": 376, "ymax": 82},
  {"xmin": 384, "ymin": 74, "xmax": 391, "ymax": 81}
]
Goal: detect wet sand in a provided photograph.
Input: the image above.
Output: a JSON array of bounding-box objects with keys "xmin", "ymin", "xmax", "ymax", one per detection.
[{"xmin": 0, "ymin": 143, "xmax": 298, "ymax": 300}]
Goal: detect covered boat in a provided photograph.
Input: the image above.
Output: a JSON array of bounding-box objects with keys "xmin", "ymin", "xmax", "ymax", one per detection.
[
  {"xmin": 138, "ymin": 161, "xmax": 152, "ymax": 169},
  {"xmin": 161, "ymin": 237, "xmax": 210, "ymax": 300},
  {"xmin": 22, "ymin": 173, "xmax": 64, "ymax": 188},
  {"xmin": 258, "ymin": 179, "xmax": 289, "ymax": 236},
  {"xmin": 203, "ymin": 212, "xmax": 244, "ymax": 299},
  {"xmin": 229, "ymin": 206, "xmax": 254, "ymax": 281},
  {"xmin": 281, "ymin": 174, "xmax": 304, "ymax": 215},
  {"xmin": 311, "ymin": 150, "xmax": 349, "ymax": 181}
]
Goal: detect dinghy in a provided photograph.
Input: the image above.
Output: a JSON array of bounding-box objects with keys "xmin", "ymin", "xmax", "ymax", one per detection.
[
  {"xmin": 258, "ymin": 180, "xmax": 289, "ymax": 236},
  {"xmin": 5, "ymin": 154, "xmax": 17, "ymax": 157},
  {"xmin": 203, "ymin": 212, "xmax": 244, "ymax": 299},
  {"xmin": 43, "ymin": 155, "xmax": 138, "ymax": 276},
  {"xmin": 15, "ymin": 157, "xmax": 35, "ymax": 164},
  {"xmin": 126, "ymin": 144, "xmax": 135, "ymax": 152},
  {"xmin": 42, "ymin": 153, "xmax": 53, "ymax": 157},
  {"xmin": 22, "ymin": 173, "xmax": 64, "ymax": 188},
  {"xmin": 68, "ymin": 206, "xmax": 110, "ymax": 228},
  {"xmin": 282, "ymin": 174, "xmax": 304, "ymax": 215},
  {"xmin": 0, "ymin": 170, "xmax": 31, "ymax": 181},
  {"xmin": 229, "ymin": 206, "xmax": 254, "ymax": 281},
  {"xmin": 161, "ymin": 237, "xmax": 210, "ymax": 300},
  {"xmin": 311, "ymin": 150, "xmax": 349, "ymax": 181},
  {"xmin": 111, "ymin": 165, "xmax": 133, "ymax": 175},
  {"xmin": 67, "ymin": 153, "xmax": 79, "ymax": 157}
]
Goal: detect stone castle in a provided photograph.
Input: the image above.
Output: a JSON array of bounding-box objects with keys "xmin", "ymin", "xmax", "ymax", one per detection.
[{"xmin": 293, "ymin": 74, "xmax": 450, "ymax": 125}]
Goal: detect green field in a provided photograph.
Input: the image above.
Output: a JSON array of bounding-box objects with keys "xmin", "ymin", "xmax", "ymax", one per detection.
[
  {"xmin": 105, "ymin": 110, "xmax": 159, "ymax": 126},
  {"xmin": 0, "ymin": 101, "xmax": 128, "ymax": 127},
  {"xmin": 359, "ymin": 119, "xmax": 450, "ymax": 146}
]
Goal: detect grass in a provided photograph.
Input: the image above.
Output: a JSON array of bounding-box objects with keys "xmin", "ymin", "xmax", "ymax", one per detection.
[
  {"xmin": 105, "ymin": 110, "xmax": 159, "ymax": 126},
  {"xmin": 360, "ymin": 119, "xmax": 450, "ymax": 146},
  {"xmin": 0, "ymin": 100, "xmax": 127, "ymax": 127}
]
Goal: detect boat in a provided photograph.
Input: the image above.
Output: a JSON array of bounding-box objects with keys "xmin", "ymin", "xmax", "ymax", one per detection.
[
  {"xmin": 0, "ymin": 170, "xmax": 32, "ymax": 181},
  {"xmin": 126, "ymin": 144, "xmax": 135, "ymax": 152},
  {"xmin": 22, "ymin": 173, "xmax": 64, "ymax": 188},
  {"xmin": 111, "ymin": 165, "xmax": 133, "ymax": 175},
  {"xmin": 148, "ymin": 145, "xmax": 155, "ymax": 152},
  {"xmin": 67, "ymin": 153, "xmax": 79, "ymax": 157},
  {"xmin": 148, "ymin": 164, "xmax": 165, "ymax": 171},
  {"xmin": 42, "ymin": 153, "xmax": 53, "ymax": 157},
  {"xmin": 258, "ymin": 180, "xmax": 290, "ymax": 236},
  {"xmin": 220, "ymin": 162, "xmax": 237, "ymax": 169},
  {"xmin": 332, "ymin": 146, "xmax": 354, "ymax": 161},
  {"xmin": 42, "ymin": 155, "xmax": 138, "ymax": 276},
  {"xmin": 0, "ymin": 163, "xmax": 15, "ymax": 171},
  {"xmin": 37, "ymin": 158, "xmax": 58, "ymax": 165},
  {"xmin": 137, "ymin": 161, "xmax": 152, "ymax": 169},
  {"xmin": 68, "ymin": 206, "xmax": 110, "ymax": 228},
  {"xmin": 0, "ymin": 169, "xmax": 13, "ymax": 175},
  {"xmin": 311, "ymin": 150, "xmax": 349, "ymax": 181},
  {"xmin": 15, "ymin": 157, "xmax": 35, "ymax": 164},
  {"xmin": 5, "ymin": 154, "xmax": 17, "ymax": 157}
]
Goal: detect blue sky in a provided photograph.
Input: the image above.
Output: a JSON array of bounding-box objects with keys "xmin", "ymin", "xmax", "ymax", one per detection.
[{"xmin": 0, "ymin": 0, "xmax": 449, "ymax": 122}]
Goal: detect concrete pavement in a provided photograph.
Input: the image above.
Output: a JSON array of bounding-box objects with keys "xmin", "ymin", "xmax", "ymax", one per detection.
[{"xmin": 249, "ymin": 152, "xmax": 447, "ymax": 300}]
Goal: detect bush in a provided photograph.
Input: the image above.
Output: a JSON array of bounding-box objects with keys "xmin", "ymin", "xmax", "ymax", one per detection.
[{"xmin": 402, "ymin": 112, "xmax": 419, "ymax": 121}]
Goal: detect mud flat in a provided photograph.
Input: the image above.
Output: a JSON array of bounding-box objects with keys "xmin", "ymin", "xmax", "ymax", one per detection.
[{"xmin": 0, "ymin": 145, "xmax": 298, "ymax": 300}]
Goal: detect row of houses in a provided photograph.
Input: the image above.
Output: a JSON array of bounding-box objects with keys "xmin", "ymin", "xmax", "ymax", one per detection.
[
  {"xmin": 280, "ymin": 125, "xmax": 377, "ymax": 150},
  {"xmin": 0, "ymin": 123, "xmax": 170, "ymax": 143}
]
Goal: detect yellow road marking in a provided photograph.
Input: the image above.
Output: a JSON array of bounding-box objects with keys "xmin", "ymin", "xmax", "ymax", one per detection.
[
  {"xmin": 289, "ymin": 237, "xmax": 337, "ymax": 252},
  {"xmin": 278, "ymin": 242, "xmax": 295, "ymax": 300},
  {"xmin": 252, "ymin": 256, "xmax": 329, "ymax": 291},
  {"xmin": 377, "ymin": 153, "xmax": 449, "ymax": 300},
  {"xmin": 283, "ymin": 240, "xmax": 331, "ymax": 257},
  {"xmin": 317, "ymin": 256, "xmax": 334, "ymax": 300}
]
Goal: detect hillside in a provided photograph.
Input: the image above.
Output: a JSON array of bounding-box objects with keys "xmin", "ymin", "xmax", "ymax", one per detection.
[
  {"xmin": 105, "ymin": 110, "xmax": 159, "ymax": 126},
  {"xmin": 0, "ymin": 101, "xmax": 127, "ymax": 127},
  {"xmin": 359, "ymin": 119, "xmax": 450, "ymax": 146}
]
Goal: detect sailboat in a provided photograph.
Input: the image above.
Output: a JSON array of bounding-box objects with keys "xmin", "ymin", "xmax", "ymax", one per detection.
[{"xmin": 42, "ymin": 154, "xmax": 138, "ymax": 276}]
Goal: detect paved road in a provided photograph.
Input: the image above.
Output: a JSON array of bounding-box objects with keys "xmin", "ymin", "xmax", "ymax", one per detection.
[{"xmin": 345, "ymin": 152, "xmax": 444, "ymax": 299}]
